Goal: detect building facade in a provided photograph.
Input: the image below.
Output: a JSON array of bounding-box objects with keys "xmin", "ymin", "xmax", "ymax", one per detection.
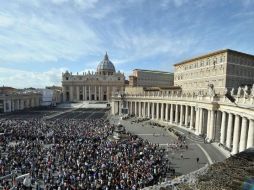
[
  {"xmin": 0, "ymin": 91, "xmax": 41, "ymax": 113},
  {"xmin": 62, "ymin": 53, "xmax": 125, "ymax": 102},
  {"xmin": 174, "ymin": 49, "xmax": 254, "ymax": 95},
  {"xmin": 129, "ymin": 69, "xmax": 174, "ymax": 88}
]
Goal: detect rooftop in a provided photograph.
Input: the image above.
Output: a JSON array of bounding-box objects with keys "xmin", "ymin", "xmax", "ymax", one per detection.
[
  {"xmin": 174, "ymin": 49, "xmax": 254, "ymax": 66},
  {"xmin": 133, "ymin": 69, "xmax": 173, "ymax": 75}
]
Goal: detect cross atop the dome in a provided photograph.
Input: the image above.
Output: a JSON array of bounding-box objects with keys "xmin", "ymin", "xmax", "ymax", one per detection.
[{"xmin": 104, "ymin": 51, "xmax": 109, "ymax": 60}]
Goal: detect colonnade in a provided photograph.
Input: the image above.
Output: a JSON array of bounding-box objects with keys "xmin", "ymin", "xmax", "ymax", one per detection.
[
  {"xmin": 112, "ymin": 100, "xmax": 254, "ymax": 155},
  {"xmin": 1, "ymin": 97, "xmax": 40, "ymax": 113},
  {"xmin": 64, "ymin": 85, "xmax": 120, "ymax": 102}
]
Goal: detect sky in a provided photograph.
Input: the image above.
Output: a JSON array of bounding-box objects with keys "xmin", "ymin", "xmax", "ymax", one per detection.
[{"xmin": 0, "ymin": 0, "xmax": 254, "ymax": 88}]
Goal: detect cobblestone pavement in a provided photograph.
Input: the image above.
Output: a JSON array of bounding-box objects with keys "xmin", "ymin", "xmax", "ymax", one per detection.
[{"xmin": 110, "ymin": 116, "xmax": 227, "ymax": 176}]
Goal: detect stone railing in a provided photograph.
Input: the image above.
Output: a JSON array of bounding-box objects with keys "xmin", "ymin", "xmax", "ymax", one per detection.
[{"xmin": 113, "ymin": 84, "xmax": 254, "ymax": 110}]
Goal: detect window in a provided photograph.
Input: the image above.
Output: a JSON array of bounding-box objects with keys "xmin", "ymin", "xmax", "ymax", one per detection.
[
  {"xmin": 66, "ymin": 77, "xmax": 69, "ymax": 80},
  {"xmin": 213, "ymin": 57, "xmax": 217, "ymax": 64},
  {"xmin": 222, "ymin": 56, "xmax": 225, "ymax": 63}
]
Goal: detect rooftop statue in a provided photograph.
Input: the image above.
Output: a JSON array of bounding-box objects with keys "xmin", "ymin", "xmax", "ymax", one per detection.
[
  {"xmin": 208, "ymin": 84, "xmax": 215, "ymax": 97},
  {"xmin": 230, "ymin": 88, "xmax": 235, "ymax": 96},
  {"xmin": 243, "ymin": 85, "xmax": 249, "ymax": 98},
  {"xmin": 237, "ymin": 87, "xmax": 242, "ymax": 97},
  {"xmin": 251, "ymin": 84, "xmax": 254, "ymax": 97}
]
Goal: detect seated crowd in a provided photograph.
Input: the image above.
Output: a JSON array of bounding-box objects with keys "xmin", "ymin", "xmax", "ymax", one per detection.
[{"xmin": 0, "ymin": 117, "xmax": 170, "ymax": 190}]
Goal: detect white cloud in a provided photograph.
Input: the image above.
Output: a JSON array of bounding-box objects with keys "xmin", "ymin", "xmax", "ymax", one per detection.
[
  {"xmin": 51, "ymin": 0, "xmax": 99, "ymax": 9},
  {"xmin": 73, "ymin": 0, "xmax": 99, "ymax": 9},
  {"xmin": 161, "ymin": 0, "xmax": 189, "ymax": 8},
  {"xmin": 0, "ymin": 13, "xmax": 15, "ymax": 27},
  {"xmin": 0, "ymin": 67, "xmax": 67, "ymax": 88},
  {"xmin": 51, "ymin": 0, "xmax": 69, "ymax": 4},
  {"xmin": 0, "ymin": 1, "xmax": 102, "ymax": 64},
  {"xmin": 110, "ymin": 30, "xmax": 196, "ymax": 63}
]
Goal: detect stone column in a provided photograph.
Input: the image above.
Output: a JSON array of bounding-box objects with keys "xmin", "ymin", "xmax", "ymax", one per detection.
[
  {"xmin": 111, "ymin": 101, "xmax": 115, "ymax": 115},
  {"xmin": 3, "ymin": 99, "xmax": 6, "ymax": 112},
  {"xmin": 207, "ymin": 110, "xmax": 211, "ymax": 139},
  {"xmin": 239, "ymin": 117, "xmax": 248, "ymax": 152},
  {"xmin": 107, "ymin": 86, "xmax": 110, "ymax": 101},
  {"xmin": 143, "ymin": 102, "xmax": 146, "ymax": 117},
  {"xmin": 101, "ymin": 86, "xmax": 104, "ymax": 101},
  {"xmin": 165, "ymin": 104, "xmax": 169, "ymax": 121},
  {"xmin": 220, "ymin": 111, "xmax": 227, "ymax": 145},
  {"xmin": 100, "ymin": 86, "xmax": 103, "ymax": 101},
  {"xmin": 70, "ymin": 86, "xmax": 73, "ymax": 101},
  {"xmin": 170, "ymin": 104, "xmax": 174, "ymax": 124},
  {"xmin": 199, "ymin": 108, "xmax": 204, "ymax": 134},
  {"xmin": 63, "ymin": 86, "xmax": 66, "ymax": 102},
  {"xmin": 95, "ymin": 86, "xmax": 98, "ymax": 101},
  {"xmin": 185, "ymin": 106, "xmax": 189, "ymax": 126},
  {"xmin": 209, "ymin": 110, "xmax": 215, "ymax": 141},
  {"xmin": 84, "ymin": 86, "xmax": 87, "ymax": 101},
  {"xmin": 161, "ymin": 103, "xmax": 164, "ymax": 120},
  {"xmin": 77, "ymin": 86, "xmax": 80, "ymax": 101},
  {"xmin": 190, "ymin": 106, "xmax": 194, "ymax": 129},
  {"xmin": 156, "ymin": 103, "xmax": 159, "ymax": 120},
  {"xmin": 101, "ymin": 86, "xmax": 103, "ymax": 101},
  {"xmin": 89, "ymin": 86, "xmax": 91, "ymax": 101},
  {"xmin": 247, "ymin": 119, "xmax": 254, "ymax": 149},
  {"xmin": 138, "ymin": 102, "xmax": 142, "ymax": 117},
  {"xmin": 226, "ymin": 113, "xmax": 233, "ymax": 149},
  {"xmin": 152, "ymin": 103, "xmax": 155, "ymax": 120},
  {"xmin": 130, "ymin": 101, "xmax": 132, "ymax": 115},
  {"xmin": 118, "ymin": 101, "xmax": 121, "ymax": 114},
  {"xmin": 82, "ymin": 86, "xmax": 86, "ymax": 101},
  {"xmin": 148, "ymin": 102, "xmax": 150, "ymax": 118},
  {"xmin": 179, "ymin": 105, "xmax": 183, "ymax": 126},
  {"xmin": 98, "ymin": 86, "xmax": 101, "ymax": 101},
  {"xmin": 175, "ymin": 104, "xmax": 179, "ymax": 124},
  {"xmin": 195, "ymin": 108, "xmax": 200, "ymax": 135},
  {"xmin": 232, "ymin": 115, "xmax": 240, "ymax": 155},
  {"xmin": 135, "ymin": 102, "xmax": 137, "ymax": 116}
]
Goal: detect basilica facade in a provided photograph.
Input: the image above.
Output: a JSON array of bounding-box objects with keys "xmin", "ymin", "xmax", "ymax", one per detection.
[{"xmin": 62, "ymin": 53, "xmax": 125, "ymax": 102}]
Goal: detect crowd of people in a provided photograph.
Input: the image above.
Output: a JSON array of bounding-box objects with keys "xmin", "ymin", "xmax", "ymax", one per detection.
[{"xmin": 0, "ymin": 115, "xmax": 171, "ymax": 190}]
